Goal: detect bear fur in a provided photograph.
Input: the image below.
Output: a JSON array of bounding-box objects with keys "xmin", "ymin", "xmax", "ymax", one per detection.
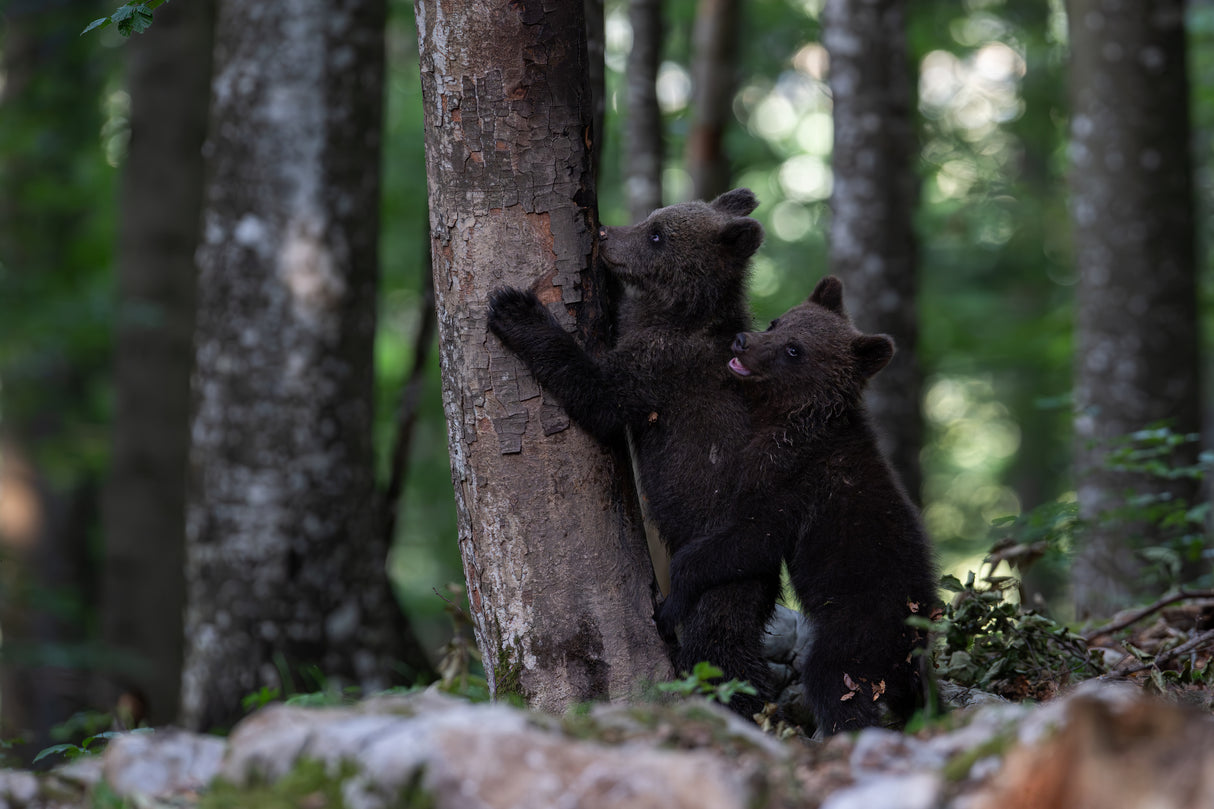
[
  {"xmin": 656, "ymin": 275, "xmax": 939, "ymax": 735},
  {"xmin": 486, "ymin": 189, "xmax": 781, "ymax": 717}
]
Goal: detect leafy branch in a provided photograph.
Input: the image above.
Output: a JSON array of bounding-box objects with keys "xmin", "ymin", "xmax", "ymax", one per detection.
[{"xmin": 82, "ymin": 1, "xmax": 171, "ymax": 37}]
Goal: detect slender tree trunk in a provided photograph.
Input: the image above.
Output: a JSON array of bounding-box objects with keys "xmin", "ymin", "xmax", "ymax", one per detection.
[
  {"xmin": 414, "ymin": 0, "xmax": 671, "ymax": 710},
  {"xmin": 686, "ymin": 0, "xmax": 741, "ymax": 201},
  {"xmin": 101, "ymin": 0, "xmax": 214, "ymax": 728},
  {"xmin": 0, "ymin": 0, "xmax": 111, "ymax": 762},
  {"xmin": 1067, "ymin": 0, "xmax": 1204, "ymax": 617},
  {"xmin": 626, "ymin": 0, "xmax": 663, "ymax": 221},
  {"xmin": 181, "ymin": 0, "xmax": 401, "ymax": 731},
  {"xmin": 823, "ymin": 0, "xmax": 922, "ymax": 502},
  {"xmin": 586, "ymin": 0, "xmax": 606, "ymax": 181}
]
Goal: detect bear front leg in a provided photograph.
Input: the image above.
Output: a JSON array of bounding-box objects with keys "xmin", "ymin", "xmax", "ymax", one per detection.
[
  {"xmin": 659, "ymin": 519, "xmax": 785, "ymax": 639},
  {"xmin": 487, "ymin": 287, "xmax": 644, "ymax": 444}
]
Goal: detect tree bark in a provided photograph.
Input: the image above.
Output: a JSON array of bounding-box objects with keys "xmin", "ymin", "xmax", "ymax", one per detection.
[
  {"xmin": 414, "ymin": 0, "xmax": 671, "ymax": 710},
  {"xmin": 1067, "ymin": 0, "xmax": 1203, "ymax": 617},
  {"xmin": 822, "ymin": 0, "xmax": 922, "ymax": 502},
  {"xmin": 101, "ymin": 0, "xmax": 214, "ymax": 728},
  {"xmin": 626, "ymin": 0, "xmax": 663, "ymax": 221},
  {"xmin": 181, "ymin": 0, "xmax": 402, "ymax": 731},
  {"xmin": 686, "ymin": 0, "xmax": 741, "ymax": 201}
]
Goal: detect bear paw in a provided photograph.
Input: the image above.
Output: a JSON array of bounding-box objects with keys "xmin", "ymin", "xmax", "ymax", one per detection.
[
  {"xmin": 487, "ymin": 287, "xmax": 554, "ymax": 347},
  {"xmin": 654, "ymin": 592, "xmax": 686, "ymax": 643}
]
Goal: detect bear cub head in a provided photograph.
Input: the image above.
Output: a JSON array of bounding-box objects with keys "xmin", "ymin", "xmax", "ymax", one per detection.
[
  {"xmin": 728, "ymin": 275, "xmax": 894, "ymax": 419},
  {"xmin": 600, "ymin": 188, "xmax": 764, "ymax": 323}
]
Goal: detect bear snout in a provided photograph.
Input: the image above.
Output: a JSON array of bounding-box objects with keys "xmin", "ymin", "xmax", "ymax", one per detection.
[{"xmin": 733, "ymin": 333, "xmax": 748, "ymax": 353}]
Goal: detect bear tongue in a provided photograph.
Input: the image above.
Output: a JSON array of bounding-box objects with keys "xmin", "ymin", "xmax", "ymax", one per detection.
[{"xmin": 728, "ymin": 357, "xmax": 752, "ymax": 377}]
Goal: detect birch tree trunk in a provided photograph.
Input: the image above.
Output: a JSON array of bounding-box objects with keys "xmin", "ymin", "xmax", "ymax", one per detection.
[
  {"xmin": 182, "ymin": 0, "xmax": 402, "ymax": 731},
  {"xmin": 414, "ymin": 0, "xmax": 671, "ymax": 710},
  {"xmin": 1067, "ymin": 0, "xmax": 1204, "ymax": 617},
  {"xmin": 101, "ymin": 0, "xmax": 214, "ymax": 728},
  {"xmin": 823, "ymin": 0, "xmax": 922, "ymax": 502}
]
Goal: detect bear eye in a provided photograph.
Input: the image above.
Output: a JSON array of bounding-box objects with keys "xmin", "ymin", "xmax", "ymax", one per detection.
[
  {"xmin": 785, "ymin": 344, "xmax": 801, "ymax": 359},
  {"xmin": 649, "ymin": 229, "xmax": 662, "ymax": 244}
]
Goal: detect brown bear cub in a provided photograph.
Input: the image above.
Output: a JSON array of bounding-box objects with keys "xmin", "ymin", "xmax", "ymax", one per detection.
[
  {"xmin": 487, "ymin": 189, "xmax": 781, "ymax": 718},
  {"xmin": 656, "ymin": 276, "xmax": 938, "ymax": 735}
]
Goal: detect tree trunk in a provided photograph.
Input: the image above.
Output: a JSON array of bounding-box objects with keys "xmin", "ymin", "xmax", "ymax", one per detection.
[
  {"xmin": 822, "ymin": 0, "xmax": 922, "ymax": 502},
  {"xmin": 626, "ymin": 0, "xmax": 663, "ymax": 221},
  {"xmin": 686, "ymin": 0, "xmax": 741, "ymax": 201},
  {"xmin": 0, "ymin": 0, "xmax": 111, "ymax": 762},
  {"xmin": 414, "ymin": 0, "xmax": 671, "ymax": 710},
  {"xmin": 101, "ymin": 0, "xmax": 214, "ymax": 728},
  {"xmin": 181, "ymin": 0, "xmax": 401, "ymax": 732},
  {"xmin": 1067, "ymin": 0, "xmax": 1204, "ymax": 617},
  {"xmin": 585, "ymin": 0, "xmax": 606, "ymax": 181}
]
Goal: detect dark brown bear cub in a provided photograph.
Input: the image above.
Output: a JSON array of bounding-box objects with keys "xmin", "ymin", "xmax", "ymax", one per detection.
[
  {"xmin": 657, "ymin": 275, "xmax": 938, "ymax": 735},
  {"xmin": 487, "ymin": 189, "xmax": 781, "ymax": 718}
]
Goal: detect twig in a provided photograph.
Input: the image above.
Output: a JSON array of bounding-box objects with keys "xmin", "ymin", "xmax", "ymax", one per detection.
[
  {"xmin": 1112, "ymin": 628, "xmax": 1214, "ymax": 677},
  {"xmin": 1082, "ymin": 589, "xmax": 1214, "ymax": 642}
]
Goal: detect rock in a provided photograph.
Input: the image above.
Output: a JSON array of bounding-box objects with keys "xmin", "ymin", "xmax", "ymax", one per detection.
[
  {"xmin": 103, "ymin": 729, "xmax": 226, "ymax": 799},
  {"xmin": 221, "ymin": 692, "xmax": 753, "ymax": 809},
  {"xmin": 7, "ymin": 677, "xmax": 1214, "ymax": 809},
  {"xmin": 0, "ymin": 771, "xmax": 38, "ymax": 809},
  {"xmin": 973, "ymin": 681, "xmax": 1214, "ymax": 809}
]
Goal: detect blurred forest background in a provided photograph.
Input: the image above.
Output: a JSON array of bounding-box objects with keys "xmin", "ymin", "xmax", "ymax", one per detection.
[{"xmin": 1, "ymin": 0, "xmax": 1212, "ymax": 760}]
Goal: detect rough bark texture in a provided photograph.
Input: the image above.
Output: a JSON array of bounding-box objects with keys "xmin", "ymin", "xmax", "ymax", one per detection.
[
  {"xmin": 1067, "ymin": 0, "xmax": 1203, "ymax": 617},
  {"xmin": 625, "ymin": 0, "xmax": 663, "ymax": 222},
  {"xmin": 101, "ymin": 0, "xmax": 214, "ymax": 728},
  {"xmin": 822, "ymin": 0, "xmax": 922, "ymax": 502},
  {"xmin": 182, "ymin": 0, "xmax": 401, "ymax": 731},
  {"xmin": 686, "ymin": 0, "xmax": 741, "ymax": 201},
  {"xmin": 414, "ymin": 0, "xmax": 671, "ymax": 710}
]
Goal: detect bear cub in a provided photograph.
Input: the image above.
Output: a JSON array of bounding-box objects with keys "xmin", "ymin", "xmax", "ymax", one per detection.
[
  {"xmin": 487, "ymin": 189, "xmax": 782, "ymax": 717},
  {"xmin": 657, "ymin": 276, "xmax": 938, "ymax": 735}
]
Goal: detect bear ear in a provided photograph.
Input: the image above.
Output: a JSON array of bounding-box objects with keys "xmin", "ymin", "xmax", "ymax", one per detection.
[
  {"xmin": 853, "ymin": 334, "xmax": 895, "ymax": 378},
  {"xmin": 710, "ymin": 188, "xmax": 759, "ymax": 217},
  {"xmin": 808, "ymin": 276, "xmax": 845, "ymax": 314},
  {"xmin": 719, "ymin": 218, "xmax": 764, "ymax": 258}
]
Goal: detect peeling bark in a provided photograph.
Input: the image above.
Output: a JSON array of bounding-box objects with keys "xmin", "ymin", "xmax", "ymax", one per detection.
[
  {"xmin": 822, "ymin": 0, "xmax": 922, "ymax": 502},
  {"xmin": 182, "ymin": 0, "xmax": 401, "ymax": 731},
  {"xmin": 1067, "ymin": 0, "xmax": 1204, "ymax": 616},
  {"xmin": 414, "ymin": 0, "xmax": 671, "ymax": 710}
]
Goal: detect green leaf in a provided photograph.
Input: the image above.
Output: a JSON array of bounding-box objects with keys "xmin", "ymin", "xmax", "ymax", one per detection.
[
  {"xmin": 33, "ymin": 743, "xmax": 81, "ymax": 764},
  {"xmin": 81, "ymin": 17, "xmax": 111, "ymax": 35},
  {"xmin": 112, "ymin": 5, "xmax": 155, "ymax": 36}
]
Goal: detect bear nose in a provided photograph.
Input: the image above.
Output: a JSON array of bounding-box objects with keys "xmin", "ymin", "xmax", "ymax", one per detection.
[{"xmin": 733, "ymin": 333, "xmax": 747, "ymax": 352}]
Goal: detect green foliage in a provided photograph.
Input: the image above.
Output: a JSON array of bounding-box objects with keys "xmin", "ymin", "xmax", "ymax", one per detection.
[
  {"xmin": 920, "ymin": 571, "xmax": 1104, "ymax": 700},
  {"xmin": 657, "ymin": 662, "xmax": 759, "ymax": 706},
  {"xmin": 82, "ymin": 1, "xmax": 171, "ymax": 37},
  {"xmin": 33, "ymin": 727, "xmax": 153, "ymax": 765}
]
